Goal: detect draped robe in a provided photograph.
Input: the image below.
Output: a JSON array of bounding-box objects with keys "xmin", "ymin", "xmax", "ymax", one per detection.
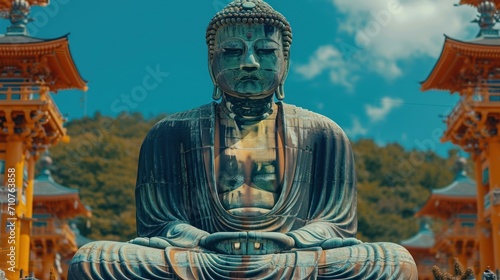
[
  {"xmin": 68, "ymin": 102, "xmax": 417, "ymax": 279},
  {"xmin": 136, "ymin": 102, "xmax": 356, "ymax": 245}
]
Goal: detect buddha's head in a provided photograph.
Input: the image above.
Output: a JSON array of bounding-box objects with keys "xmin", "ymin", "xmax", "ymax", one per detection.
[{"xmin": 207, "ymin": 0, "xmax": 292, "ymax": 101}]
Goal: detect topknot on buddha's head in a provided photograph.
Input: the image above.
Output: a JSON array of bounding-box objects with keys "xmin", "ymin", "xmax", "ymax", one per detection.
[{"xmin": 206, "ymin": 0, "xmax": 292, "ymax": 60}]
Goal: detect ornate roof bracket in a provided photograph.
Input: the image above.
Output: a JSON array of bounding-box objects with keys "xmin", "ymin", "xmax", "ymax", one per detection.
[
  {"xmin": 473, "ymin": 0, "xmax": 500, "ymax": 37},
  {"xmin": 4, "ymin": 0, "xmax": 32, "ymax": 36}
]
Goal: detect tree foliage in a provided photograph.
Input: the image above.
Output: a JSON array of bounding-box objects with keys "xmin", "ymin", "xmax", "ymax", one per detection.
[
  {"xmin": 46, "ymin": 114, "xmax": 464, "ymax": 243},
  {"xmin": 48, "ymin": 113, "xmax": 163, "ymax": 241}
]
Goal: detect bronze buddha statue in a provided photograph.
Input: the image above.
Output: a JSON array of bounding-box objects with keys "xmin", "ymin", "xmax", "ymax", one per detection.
[{"xmin": 69, "ymin": 0, "xmax": 417, "ymax": 278}]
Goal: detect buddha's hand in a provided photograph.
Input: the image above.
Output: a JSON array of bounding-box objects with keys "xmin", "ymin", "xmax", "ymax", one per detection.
[
  {"xmin": 320, "ymin": 237, "xmax": 362, "ymax": 250},
  {"xmin": 247, "ymin": 232, "xmax": 295, "ymax": 254},
  {"xmin": 199, "ymin": 232, "xmax": 295, "ymax": 255},
  {"xmin": 129, "ymin": 224, "xmax": 209, "ymax": 249},
  {"xmin": 128, "ymin": 237, "xmax": 172, "ymax": 249},
  {"xmin": 199, "ymin": 232, "xmax": 247, "ymax": 254}
]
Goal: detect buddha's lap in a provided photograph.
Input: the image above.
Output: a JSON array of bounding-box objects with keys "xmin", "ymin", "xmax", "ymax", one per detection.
[{"xmin": 68, "ymin": 240, "xmax": 417, "ymax": 279}]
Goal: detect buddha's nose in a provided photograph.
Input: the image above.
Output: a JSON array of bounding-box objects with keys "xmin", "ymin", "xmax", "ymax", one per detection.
[{"xmin": 241, "ymin": 51, "xmax": 260, "ymax": 71}]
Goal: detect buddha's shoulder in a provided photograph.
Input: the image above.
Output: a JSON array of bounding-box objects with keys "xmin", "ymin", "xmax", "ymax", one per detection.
[
  {"xmin": 146, "ymin": 103, "xmax": 215, "ymax": 135},
  {"xmin": 280, "ymin": 103, "xmax": 348, "ymax": 137},
  {"xmin": 162, "ymin": 103, "xmax": 215, "ymax": 122},
  {"xmin": 281, "ymin": 103, "xmax": 330, "ymax": 121}
]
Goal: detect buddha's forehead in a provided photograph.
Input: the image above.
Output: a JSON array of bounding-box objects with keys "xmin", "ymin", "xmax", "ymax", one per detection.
[{"xmin": 216, "ymin": 24, "xmax": 282, "ymax": 43}]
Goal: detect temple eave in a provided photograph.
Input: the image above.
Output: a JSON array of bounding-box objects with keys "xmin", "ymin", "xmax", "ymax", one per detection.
[
  {"xmin": 416, "ymin": 198, "xmax": 476, "ymax": 218},
  {"xmin": 0, "ymin": 34, "xmax": 68, "ymax": 48},
  {"xmin": 421, "ymin": 40, "xmax": 460, "ymax": 92},
  {"xmin": 46, "ymin": 39, "xmax": 88, "ymax": 92},
  {"xmin": 422, "ymin": 36, "xmax": 500, "ymax": 92},
  {"xmin": 34, "ymin": 196, "xmax": 91, "ymax": 218},
  {"xmin": 0, "ymin": 35, "xmax": 88, "ymax": 92}
]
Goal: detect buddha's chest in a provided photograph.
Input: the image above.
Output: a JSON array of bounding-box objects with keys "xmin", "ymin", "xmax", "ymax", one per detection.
[
  {"xmin": 215, "ymin": 113, "xmax": 284, "ymax": 216},
  {"xmin": 217, "ymin": 139, "xmax": 279, "ymax": 193}
]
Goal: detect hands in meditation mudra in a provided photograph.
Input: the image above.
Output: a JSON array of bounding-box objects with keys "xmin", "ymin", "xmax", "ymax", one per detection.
[{"xmin": 69, "ymin": 0, "xmax": 417, "ymax": 279}]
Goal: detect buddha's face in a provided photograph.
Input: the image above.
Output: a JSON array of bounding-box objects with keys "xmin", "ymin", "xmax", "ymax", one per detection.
[{"xmin": 212, "ymin": 24, "xmax": 286, "ymax": 99}]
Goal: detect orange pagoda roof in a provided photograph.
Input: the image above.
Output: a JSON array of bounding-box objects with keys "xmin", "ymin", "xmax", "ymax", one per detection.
[
  {"xmin": 416, "ymin": 171, "xmax": 476, "ymax": 219},
  {"xmin": 421, "ymin": 36, "xmax": 500, "ymax": 93},
  {"xmin": 0, "ymin": 34, "xmax": 88, "ymax": 92}
]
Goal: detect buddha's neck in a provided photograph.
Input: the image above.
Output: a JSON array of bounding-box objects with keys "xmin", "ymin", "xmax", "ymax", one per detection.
[{"xmin": 221, "ymin": 94, "xmax": 274, "ymax": 124}]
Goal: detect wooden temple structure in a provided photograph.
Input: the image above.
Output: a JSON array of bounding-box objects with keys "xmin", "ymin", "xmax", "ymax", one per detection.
[
  {"xmin": 0, "ymin": 0, "xmax": 87, "ymax": 278},
  {"xmin": 421, "ymin": 0, "xmax": 500, "ymax": 275},
  {"xmin": 30, "ymin": 155, "xmax": 91, "ymax": 279},
  {"xmin": 402, "ymin": 160, "xmax": 479, "ymax": 279}
]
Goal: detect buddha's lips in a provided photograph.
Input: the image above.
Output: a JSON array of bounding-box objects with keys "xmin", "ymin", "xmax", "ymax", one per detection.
[
  {"xmin": 236, "ymin": 71, "xmax": 264, "ymax": 81},
  {"xmin": 239, "ymin": 75, "xmax": 260, "ymax": 81}
]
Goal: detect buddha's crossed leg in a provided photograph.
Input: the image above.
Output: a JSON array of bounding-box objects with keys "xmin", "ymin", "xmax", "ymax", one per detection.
[{"xmin": 68, "ymin": 241, "xmax": 417, "ymax": 279}]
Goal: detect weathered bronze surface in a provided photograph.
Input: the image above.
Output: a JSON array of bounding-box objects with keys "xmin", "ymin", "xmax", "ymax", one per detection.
[{"xmin": 69, "ymin": 0, "xmax": 417, "ymax": 279}]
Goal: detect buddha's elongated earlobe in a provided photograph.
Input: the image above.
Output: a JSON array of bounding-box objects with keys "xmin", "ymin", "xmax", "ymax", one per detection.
[
  {"xmin": 276, "ymin": 58, "xmax": 289, "ymax": 101},
  {"xmin": 275, "ymin": 84, "xmax": 285, "ymax": 100},
  {"xmin": 213, "ymin": 85, "xmax": 222, "ymax": 100},
  {"xmin": 209, "ymin": 57, "xmax": 222, "ymax": 100}
]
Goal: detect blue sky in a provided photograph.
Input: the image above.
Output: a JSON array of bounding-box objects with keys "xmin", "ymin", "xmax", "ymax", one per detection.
[{"xmin": 1, "ymin": 0, "xmax": 482, "ymax": 156}]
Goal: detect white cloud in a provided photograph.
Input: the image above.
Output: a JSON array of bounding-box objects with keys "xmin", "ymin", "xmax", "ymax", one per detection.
[
  {"xmin": 344, "ymin": 117, "xmax": 368, "ymax": 138},
  {"xmin": 294, "ymin": 46, "xmax": 340, "ymax": 79},
  {"xmin": 365, "ymin": 96, "xmax": 403, "ymax": 122},
  {"xmin": 331, "ymin": 0, "xmax": 477, "ymax": 78},
  {"xmin": 294, "ymin": 0, "xmax": 477, "ymax": 87},
  {"xmin": 294, "ymin": 45, "xmax": 359, "ymax": 90}
]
